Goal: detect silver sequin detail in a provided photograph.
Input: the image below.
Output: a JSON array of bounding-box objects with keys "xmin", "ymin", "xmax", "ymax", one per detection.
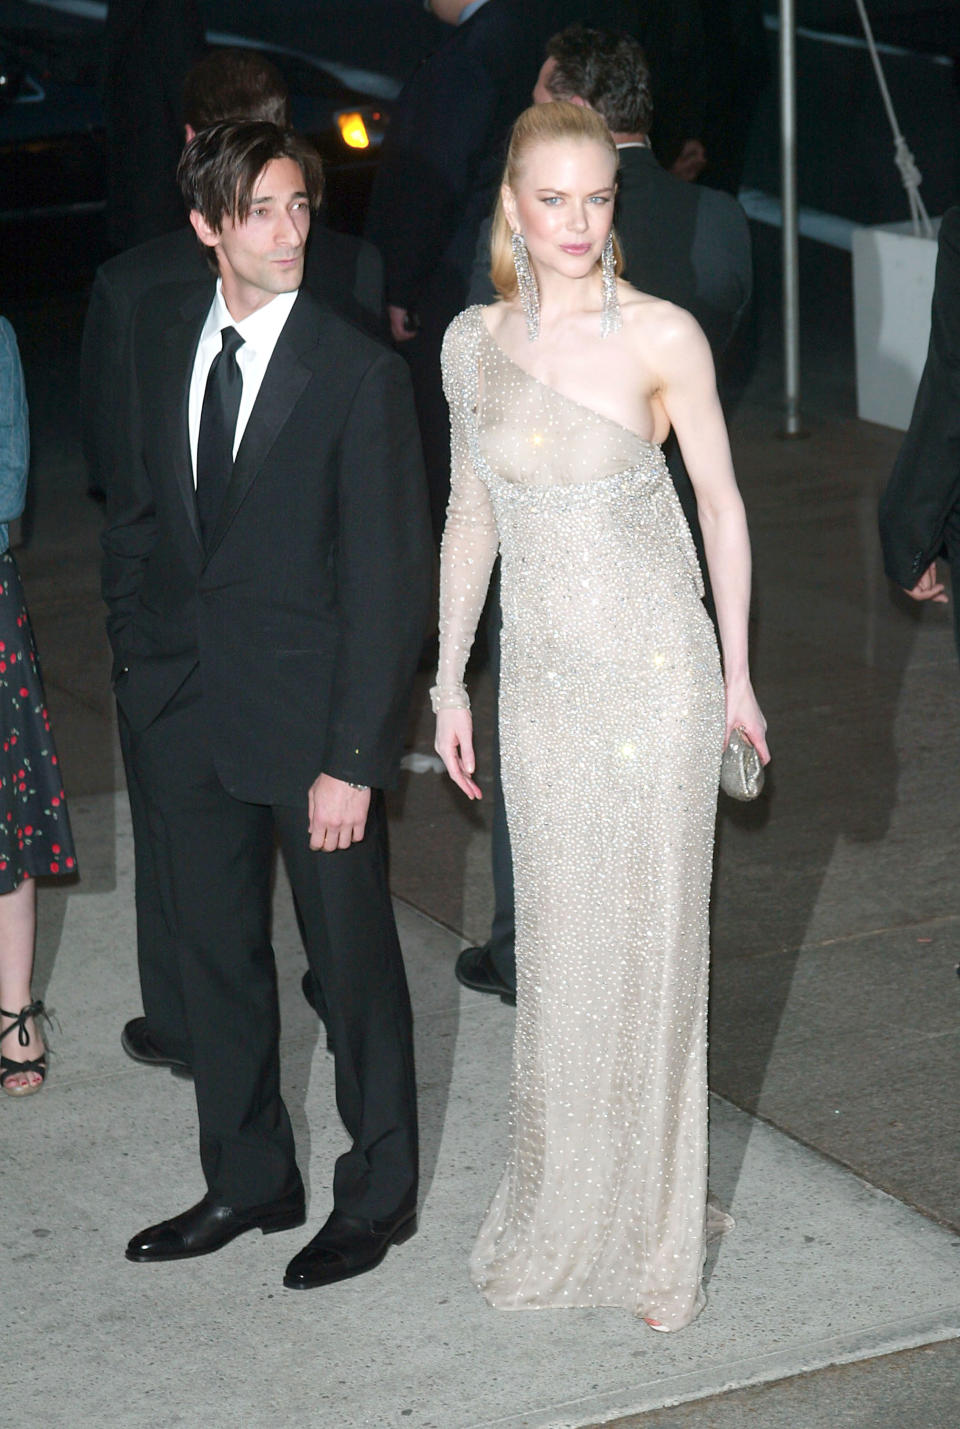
[
  {"xmin": 600, "ymin": 232, "xmax": 622, "ymax": 338},
  {"xmin": 436, "ymin": 306, "xmax": 724, "ymax": 1329},
  {"xmin": 511, "ymin": 231, "xmax": 540, "ymax": 343}
]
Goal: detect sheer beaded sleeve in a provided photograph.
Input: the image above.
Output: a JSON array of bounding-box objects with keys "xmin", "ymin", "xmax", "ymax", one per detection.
[{"xmin": 430, "ymin": 311, "xmax": 499, "ymax": 713}]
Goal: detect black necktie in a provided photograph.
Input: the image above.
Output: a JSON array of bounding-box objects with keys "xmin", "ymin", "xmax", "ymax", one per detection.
[{"xmin": 196, "ymin": 326, "xmax": 244, "ymax": 548}]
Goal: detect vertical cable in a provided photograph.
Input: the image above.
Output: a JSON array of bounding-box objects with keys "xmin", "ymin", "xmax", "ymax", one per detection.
[{"xmin": 852, "ymin": 0, "xmax": 933, "ymax": 238}]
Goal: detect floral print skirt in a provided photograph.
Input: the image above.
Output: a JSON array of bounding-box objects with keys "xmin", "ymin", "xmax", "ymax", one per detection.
[{"xmin": 0, "ymin": 552, "xmax": 76, "ymax": 892}]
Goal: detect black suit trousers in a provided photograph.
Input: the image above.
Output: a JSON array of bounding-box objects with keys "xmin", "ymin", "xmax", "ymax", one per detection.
[
  {"xmin": 117, "ymin": 706, "xmax": 190, "ymax": 1062},
  {"xmin": 127, "ymin": 670, "xmax": 418, "ymax": 1217}
]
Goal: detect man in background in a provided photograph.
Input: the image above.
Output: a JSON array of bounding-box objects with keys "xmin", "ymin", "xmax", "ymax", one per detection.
[{"xmin": 530, "ymin": 25, "xmax": 753, "ymax": 354}]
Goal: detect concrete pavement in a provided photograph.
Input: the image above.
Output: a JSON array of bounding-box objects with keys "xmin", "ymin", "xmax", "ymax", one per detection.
[{"xmin": 6, "ymin": 795, "xmax": 960, "ymax": 1426}]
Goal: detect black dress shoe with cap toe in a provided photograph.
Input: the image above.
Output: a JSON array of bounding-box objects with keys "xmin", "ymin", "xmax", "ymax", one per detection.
[
  {"xmin": 126, "ymin": 1184, "xmax": 306, "ymax": 1263},
  {"xmin": 283, "ymin": 1206, "xmax": 417, "ymax": 1289}
]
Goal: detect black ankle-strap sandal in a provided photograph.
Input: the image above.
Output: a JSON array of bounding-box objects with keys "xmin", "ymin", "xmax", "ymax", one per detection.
[{"xmin": 0, "ymin": 999, "xmax": 49, "ymax": 1097}]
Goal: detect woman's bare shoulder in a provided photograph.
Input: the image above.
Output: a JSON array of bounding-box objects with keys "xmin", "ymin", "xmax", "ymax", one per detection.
[{"xmin": 618, "ymin": 284, "xmax": 710, "ymax": 357}]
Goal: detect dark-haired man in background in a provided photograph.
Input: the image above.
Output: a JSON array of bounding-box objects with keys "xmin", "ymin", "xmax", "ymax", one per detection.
[
  {"xmin": 530, "ymin": 25, "xmax": 752, "ymax": 355},
  {"xmin": 82, "ymin": 48, "xmax": 386, "ymax": 1080},
  {"xmin": 104, "ymin": 121, "xmax": 431, "ymax": 1283},
  {"xmin": 458, "ymin": 25, "xmax": 753, "ymax": 1006}
]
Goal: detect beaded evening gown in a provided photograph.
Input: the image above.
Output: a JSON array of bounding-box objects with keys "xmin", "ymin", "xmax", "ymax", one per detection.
[{"xmin": 434, "ymin": 306, "xmax": 725, "ymax": 1330}]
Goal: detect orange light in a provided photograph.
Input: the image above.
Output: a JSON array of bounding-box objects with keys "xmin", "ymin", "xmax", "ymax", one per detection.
[{"xmin": 337, "ymin": 112, "xmax": 370, "ymax": 150}]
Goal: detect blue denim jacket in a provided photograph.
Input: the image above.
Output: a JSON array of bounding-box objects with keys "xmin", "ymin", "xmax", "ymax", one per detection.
[{"xmin": 0, "ymin": 316, "xmax": 29, "ymax": 554}]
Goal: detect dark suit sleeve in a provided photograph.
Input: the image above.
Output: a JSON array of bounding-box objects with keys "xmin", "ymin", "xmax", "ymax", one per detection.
[
  {"xmin": 639, "ymin": 0, "xmax": 707, "ymax": 168},
  {"xmin": 323, "ymin": 352, "xmax": 432, "ymax": 788},
  {"xmin": 103, "ymin": 0, "xmax": 204, "ymax": 249},
  {"xmin": 694, "ymin": 192, "xmax": 753, "ymax": 359},
  {"xmin": 352, "ymin": 235, "xmax": 388, "ymax": 339},
  {"xmin": 99, "ymin": 301, "xmax": 157, "ymax": 671},
  {"xmin": 364, "ymin": 44, "xmax": 499, "ymax": 310},
  {"xmin": 720, "ymin": 202, "xmax": 753, "ymax": 352},
  {"xmin": 467, "ymin": 217, "xmax": 497, "ymax": 306},
  {"xmin": 80, "ymin": 265, "xmax": 127, "ymax": 493},
  {"xmin": 305, "ymin": 225, "xmax": 389, "ymax": 341},
  {"xmin": 879, "ymin": 209, "xmax": 960, "ymax": 589}
]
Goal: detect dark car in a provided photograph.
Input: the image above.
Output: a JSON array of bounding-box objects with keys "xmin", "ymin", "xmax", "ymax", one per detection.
[{"xmin": 0, "ymin": 0, "xmax": 414, "ymax": 295}]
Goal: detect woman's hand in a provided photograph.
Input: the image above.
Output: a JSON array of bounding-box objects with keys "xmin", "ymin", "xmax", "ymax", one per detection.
[
  {"xmin": 435, "ymin": 707, "xmax": 482, "ymax": 800},
  {"xmin": 724, "ymin": 676, "xmax": 770, "ymax": 765}
]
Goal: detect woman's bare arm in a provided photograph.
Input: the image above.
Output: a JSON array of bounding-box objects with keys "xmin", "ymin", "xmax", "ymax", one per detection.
[{"xmin": 649, "ymin": 307, "xmax": 770, "ymax": 762}]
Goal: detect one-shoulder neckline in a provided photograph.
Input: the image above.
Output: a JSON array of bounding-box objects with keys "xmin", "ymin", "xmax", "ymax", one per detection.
[{"xmin": 472, "ymin": 306, "xmax": 660, "ymax": 449}]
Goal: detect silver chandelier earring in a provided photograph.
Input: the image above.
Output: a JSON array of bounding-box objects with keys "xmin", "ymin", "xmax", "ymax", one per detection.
[
  {"xmin": 511, "ymin": 231, "xmax": 540, "ymax": 342},
  {"xmin": 600, "ymin": 232, "xmax": 622, "ymax": 338}
]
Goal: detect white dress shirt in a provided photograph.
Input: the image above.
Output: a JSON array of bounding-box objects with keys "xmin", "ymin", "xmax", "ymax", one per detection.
[{"xmin": 187, "ymin": 282, "xmax": 298, "ymax": 484}]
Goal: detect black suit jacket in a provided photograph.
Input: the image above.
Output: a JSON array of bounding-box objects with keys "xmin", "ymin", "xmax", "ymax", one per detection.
[
  {"xmin": 103, "ymin": 0, "xmax": 206, "ymax": 250},
  {"xmin": 614, "ymin": 145, "xmax": 752, "ymax": 359},
  {"xmin": 82, "ymin": 222, "xmax": 386, "ymax": 497},
  {"xmin": 101, "ymin": 284, "xmax": 432, "ymax": 805},
  {"xmin": 879, "ymin": 208, "xmax": 960, "ymax": 595}
]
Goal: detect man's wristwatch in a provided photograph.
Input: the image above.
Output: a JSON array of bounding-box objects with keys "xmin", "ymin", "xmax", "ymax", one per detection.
[{"xmin": 347, "ymin": 781, "xmax": 369, "ymax": 792}]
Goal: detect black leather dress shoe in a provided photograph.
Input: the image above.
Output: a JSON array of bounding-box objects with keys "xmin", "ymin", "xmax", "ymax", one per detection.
[
  {"xmin": 300, "ymin": 972, "xmax": 334, "ymax": 1053},
  {"xmin": 454, "ymin": 944, "xmax": 517, "ymax": 1006},
  {"xmin": 283, "ymin": 1206, "xmax": 417, "ymax": 1289},
  {"xmin": 126, "ymin": 1185, "xmax": 306, "ymax": 1263},
  {"xmin": 121, "ymin": 1016, "xmax": 192, "ymax": 1074}
]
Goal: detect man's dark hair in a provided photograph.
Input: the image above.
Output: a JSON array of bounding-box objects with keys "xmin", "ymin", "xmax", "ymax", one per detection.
[
  {"xmin": 182, "ymin": 48, "xmax": 291, "ymax": 131},
  {"xmin": 178, "ymin": 121, "xmax": 324, "ymax": 247},
  {"xmin": 546, "ymin": 26, "xmax": 653, "ymax": 136}
]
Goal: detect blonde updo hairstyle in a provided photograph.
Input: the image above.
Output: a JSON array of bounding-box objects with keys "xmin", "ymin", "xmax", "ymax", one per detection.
[{"xmin": 490, "ymin": 100, "xmax": 624, "ymax": 302}]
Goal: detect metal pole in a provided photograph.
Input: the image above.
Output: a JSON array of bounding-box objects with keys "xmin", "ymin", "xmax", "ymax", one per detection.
[{"xmin": 779, "ymin": 0, "xmax": 803, "ymax": 436}]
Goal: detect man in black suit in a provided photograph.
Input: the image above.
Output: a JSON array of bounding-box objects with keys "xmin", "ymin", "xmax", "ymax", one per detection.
[
  {"xmin": 459, "ymin": 26, "xmax": 753, "ymax": 1003},
  {"xmin": 82, "ymin": 49, "xmax": 386, "ymax": 1079},
  {"xmin": 879, "ymin": 208, "xmax": 960, "ymax": 653},
  {"xmin": 103, "ymin": 121, "xmax": 431, "ymax": 1285}
]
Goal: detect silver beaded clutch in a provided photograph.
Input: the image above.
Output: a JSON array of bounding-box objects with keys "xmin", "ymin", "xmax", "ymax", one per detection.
[{"xmin": 720, "ymin": 727, "xmax": 765, "ymax": 801}]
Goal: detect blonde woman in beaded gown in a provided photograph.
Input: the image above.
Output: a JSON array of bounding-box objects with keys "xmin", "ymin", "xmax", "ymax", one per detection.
[{"xmin": 433, "ymin": 103, "xmax": 769, "ymax": 1332}]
